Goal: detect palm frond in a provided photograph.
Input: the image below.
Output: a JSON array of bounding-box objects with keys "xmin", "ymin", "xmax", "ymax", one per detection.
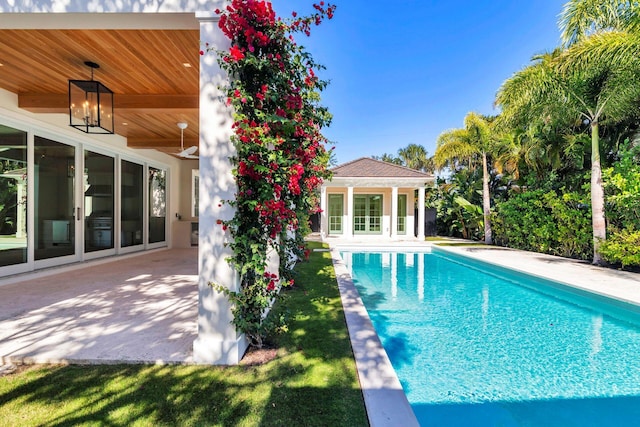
[
  {"xmin": 559, "ymin": 0, "xmax": 639, "ymax": 47},
  {"xmin": 495, "ymin": 50, "xmax": 568, "ymax": 127},
  {"xmin": 557, "ymin": 30, "xmax": 640, "ymax": 73},
  {"xmin": 435, "ymin": 129, "xmax": 475, "ymax": 169}
]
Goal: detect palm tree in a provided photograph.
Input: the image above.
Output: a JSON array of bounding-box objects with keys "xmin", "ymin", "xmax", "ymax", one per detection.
[
  {"xmin": 372, "ymin": 153, "xmax": 403, "ymax": 165},
  {"xmin": 495, "ymin": 42, "xmax": 640, "ymax": 264},
  {"xmin": 435, "ymin": 112, "xmax": 494, "ymax": 244},
  {"xmin": 559, "ymin": 0, "xmax": 640, "ymax": 47},
  {"xmin": 398, "ymin": 143, "xmax": 435, "ymax": 173}
]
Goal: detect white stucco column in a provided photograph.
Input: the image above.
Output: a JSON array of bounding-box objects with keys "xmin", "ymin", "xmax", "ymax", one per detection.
[
  {"xmin": 193, "ymin": 12, "xmax": 248, "ymax": 365},
  {"xmin": 417, "ymin": 186, "xmax": 425, "ymax": 240},
  {"xmin": 346, "ymin": 186, "xmax": 354, "ymax": 238},
  {"xmin": 391, "ymin": 186, "xmax": 398, "ymax": 239},
  {"xmin": 320, "ymin": 186, "xmax": 327, "ymax": 239}
]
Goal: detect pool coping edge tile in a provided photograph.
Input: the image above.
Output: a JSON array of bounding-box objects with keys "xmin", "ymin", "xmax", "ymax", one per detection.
[{"xmin": 329, "ymin": 247, "xmax": 420, "ymax": 427}]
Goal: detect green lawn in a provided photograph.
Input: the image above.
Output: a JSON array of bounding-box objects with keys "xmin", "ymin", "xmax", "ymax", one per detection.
[{"xmin": 0, "ymin": 241, "xmax": 368, "ymax": 427}]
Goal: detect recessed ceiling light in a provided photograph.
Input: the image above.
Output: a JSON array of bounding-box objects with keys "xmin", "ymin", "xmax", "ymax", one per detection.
[
  {"xmin": 183, "ymin": 63, "xmax": 192, "ymax": 68},
  {"xmin": 0, "ymin": 63, "xmax": 4, "ymax": 67},
  {"xmin": 122, "ymin": 122, "xmax": 128, "ymax": 126}
]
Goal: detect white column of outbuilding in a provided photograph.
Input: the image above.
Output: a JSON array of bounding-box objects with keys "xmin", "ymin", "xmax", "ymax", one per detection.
[
  {"xmin": 320, "ymin": 186, "xmax": 327, "ymax": 239},
  {"xmin": 346, "ymin": 186, "xmax": 354, "ymax": 238},
  {"xmin": 417, "ymin": 186, "xmax": 426, "ymax": 239},
  {"xmin": 391, "ymin": 186, "xmax": 398, "ymax": 238}
]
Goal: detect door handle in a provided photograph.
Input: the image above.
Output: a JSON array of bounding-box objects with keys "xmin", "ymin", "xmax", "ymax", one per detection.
[{"xmin": 77, "ymin": 207, "xmax": 81, "ymax": 221}]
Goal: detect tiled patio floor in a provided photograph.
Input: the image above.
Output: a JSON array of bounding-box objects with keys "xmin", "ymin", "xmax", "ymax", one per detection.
[{"xmin": 0, "ymin": 248, "xmax": 197, "ymax": 365}]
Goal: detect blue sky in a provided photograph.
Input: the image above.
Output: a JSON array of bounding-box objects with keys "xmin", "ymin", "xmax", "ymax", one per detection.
[{"xmin": 270, "ymin": 1, "xmax": 566, "ymax": 164}]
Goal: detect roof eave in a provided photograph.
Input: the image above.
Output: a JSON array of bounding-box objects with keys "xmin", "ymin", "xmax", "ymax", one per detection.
[{"xmin": 324, "ymin": 176, "xmax": 435, "ymax": 188}]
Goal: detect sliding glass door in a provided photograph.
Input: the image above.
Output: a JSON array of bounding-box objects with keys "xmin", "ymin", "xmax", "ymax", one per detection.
[
  {"xmin": 121, "ymin": 160, "xmax": 144, "ymax": 248},
  {"xmin": 148, "ymin": 167, "xmax": 166, "ymax": 244},
  {"xmin": 0, "ymin": 125, "xmax": 27, "ymax": 267},
  {"xmin": 0, "ymin": 118, "xmax": 172, "ymax": 277},
  {"xmin": 84, "ymin": 150, "xmax": 114, "ymax": 253},
  {"xmin": 34, "ymin": 137, "xmax": 77, "ymax": 261}
]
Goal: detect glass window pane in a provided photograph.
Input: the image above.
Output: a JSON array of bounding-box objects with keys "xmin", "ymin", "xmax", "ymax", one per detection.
[
  {"xmin": 398, "ymin": 194, "xmax": 407, "ymax": 234},
  {"xmin": 354, "ymin": 195, "xmax": 366, "ymax": 232},
  {"xmin": 0, "ymin": 125, "xmax": 27, "ymax": 266},
  {"xmin": 121, "ymin": 160, "xmax": 143, "ymax": 247},
  {"xmin": 34, "ymin": 137, "xmax": 75, "ymax": 260},
  {"xmin": 328, "ymin": 194, "xmax": 343, "ymax": 233},
  {"xmin": 149, "ymin": 167, "xmax": 166, "ymax": 244},
  {"xmin": 84, "ymin": 150, "xmax": 114, "ymax": 252},
  {"xmin": 192, "ymin": 169, "xmax": 199, "ymax": 218},
  {"xmin": 353, "ymin": 194, "xmax": 383, "ymax": 234}
]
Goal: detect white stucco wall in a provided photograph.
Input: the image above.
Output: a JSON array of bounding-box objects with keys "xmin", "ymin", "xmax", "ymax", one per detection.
[
  {"xmin": 0, "ymin": 1, "xmax": 223, "ymax": 13},
  {"xmin": 193, "ymin": 11, "xmax": 248, "ymax": 365}
]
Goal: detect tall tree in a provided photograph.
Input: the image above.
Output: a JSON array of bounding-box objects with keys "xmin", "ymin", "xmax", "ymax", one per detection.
[
  {"xmin": 374, "ymin": 144, "xmax": 436, "ymax": 173},
  {"xmin": 372, "ymin": 153, "xmax": 403, "ymax": 165},
  {"xmin": 435, "ymin": 112, "xmax": 494, "ymax": 244},
  {"xmin": 559, "ymin": 0, "xmax": 640, "ymax": 46},
  {"xmin": 495, "ymin": 42, "xmax": 640, "ymax": 264},
  {"xmin": 398, "ymin": 143, "xmax": 435, "ymax": 173}
]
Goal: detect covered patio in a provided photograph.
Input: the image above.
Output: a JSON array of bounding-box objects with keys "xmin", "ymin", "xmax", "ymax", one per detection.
[
  {"xmin": 0, "ymin": 1, "xmax": 247, "ymax": 364},
  {"xmin": 0, "ymin": 248, "xmax": 197, "ymax": 364}
]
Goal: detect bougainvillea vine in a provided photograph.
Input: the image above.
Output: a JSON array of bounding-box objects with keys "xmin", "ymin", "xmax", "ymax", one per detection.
[{"xmin": 203, "ymin": 0, "xmax": 335, "ymax": 347}]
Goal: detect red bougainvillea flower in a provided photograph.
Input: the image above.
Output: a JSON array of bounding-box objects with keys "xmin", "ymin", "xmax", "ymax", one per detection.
[
  {"xmin": 206, "ymin": 0, "xmax": 336, "ymax": 348},
  {"xmin": 229, "ymin": 45, "xmax": 245, "ymax": 61}
]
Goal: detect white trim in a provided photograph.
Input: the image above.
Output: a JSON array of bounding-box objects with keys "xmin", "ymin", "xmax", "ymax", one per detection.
[
  {"xmin": 320, "ymin": 186, "xmax": 327, "ymax": 238},
  {"xmin": 346, "ymin": 186, "xmax": 354, "ymax": 238},
  {"xmin": 391, "ymin": 187, "xmax": 398, "ymax": 238},
  {"xmin": 327, "ymin": 176, "xmax": 431, "ymax": 188},
  {"xmin": 0, "ymin": 13, "xmax": 200, "ymax": 29},
  {"xmin": 417, "ymin": 187, "xmax": 425, "ymax": 240},
  {"xmin": 0, "ymin": 1, "xmax": 227, "ymax": 15}
]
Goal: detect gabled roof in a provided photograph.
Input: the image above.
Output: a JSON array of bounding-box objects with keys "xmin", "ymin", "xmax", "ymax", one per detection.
[{"xmin": 331, "ymin": 157, "xmax": 433, "ymax": 178}]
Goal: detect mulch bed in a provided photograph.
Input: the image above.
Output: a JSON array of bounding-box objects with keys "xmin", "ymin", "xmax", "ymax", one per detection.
[{"xmin": 239, "ymin": 347, "xmax": 279, "ymax": 366}]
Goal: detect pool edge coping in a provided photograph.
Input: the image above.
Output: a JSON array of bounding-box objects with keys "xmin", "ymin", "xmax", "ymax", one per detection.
[
  {"xmin": 432, "ymin": 245, "xmax": 640, "ymax": 308},
  {"xmin": 329, "ymin": 247, "xmax": 420, "ymax": 427}
]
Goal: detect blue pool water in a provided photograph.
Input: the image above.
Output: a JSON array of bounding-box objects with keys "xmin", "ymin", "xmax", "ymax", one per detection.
[{"xmin": 343, "ymin": 250, "xmax": 640, "ymax": 427}]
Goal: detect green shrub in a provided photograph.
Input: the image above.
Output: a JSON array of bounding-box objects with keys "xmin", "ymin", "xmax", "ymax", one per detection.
[
  {"xmin": 493, "ymin": 189, "xmax": 592, "ymax": 260},
  {"xmin": 599, "ymin": 229, "xmax": 640, "ymax": 269}
]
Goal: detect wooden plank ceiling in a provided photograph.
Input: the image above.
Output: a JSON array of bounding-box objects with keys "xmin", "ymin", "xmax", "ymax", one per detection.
[{"xmin": 0, "ymin": 28, "xmax": 201, "ymax": 158}]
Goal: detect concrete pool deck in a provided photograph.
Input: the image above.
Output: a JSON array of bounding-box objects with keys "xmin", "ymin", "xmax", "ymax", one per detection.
[{"xmin": 326, "ymin": 237, "xmax": 640, "ymax": 427}]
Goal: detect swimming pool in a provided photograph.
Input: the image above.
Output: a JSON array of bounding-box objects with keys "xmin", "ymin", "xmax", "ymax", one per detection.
[{"xmin": 342, "ymin": 249, "xmax": 640, "ymax": 427}]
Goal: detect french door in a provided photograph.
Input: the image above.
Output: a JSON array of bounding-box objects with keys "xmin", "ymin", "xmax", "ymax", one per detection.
[
  {"xmin": 354, "ymin": 194, "xmax": 382, "ymax": 234},
  {"xmin": 397, "ymin": 194, "xmax": 407, "ymax": 234},
  {"xmin": 328, "ymin": 194, "xmax": 343, "ymax": 234}
]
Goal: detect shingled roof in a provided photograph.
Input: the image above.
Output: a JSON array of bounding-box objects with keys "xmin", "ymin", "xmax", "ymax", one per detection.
[{"xmin": 331, "ymin": 157, "xmax": 433, "ymax": 178}]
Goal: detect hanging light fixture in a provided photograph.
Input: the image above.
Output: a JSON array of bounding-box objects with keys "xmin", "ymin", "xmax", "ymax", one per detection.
[{"xmin": 69, "ymin": 61, "xmax": 114, "ymax": 134}]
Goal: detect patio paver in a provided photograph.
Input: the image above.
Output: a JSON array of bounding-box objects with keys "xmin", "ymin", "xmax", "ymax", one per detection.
[{"xmin": 0, "ymin": 248, "xmax": 197, "ymax": 365}]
